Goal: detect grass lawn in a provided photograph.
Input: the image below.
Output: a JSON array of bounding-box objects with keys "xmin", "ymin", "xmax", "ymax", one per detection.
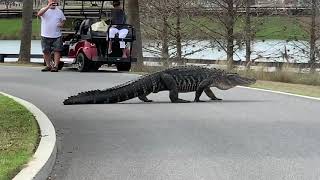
[
  {"xmin": 143, "ymin": 15, "xmax": 308, "ymax": 40},
  {"xmin": 254, "ymin": 16, "xmax": 308, "ymax": 40},
  {"xmin": 193, "ymin": 16, "xmax": 307, "ymax": 40},
  {"xmin": 0, "ymin": 94, "xmax": 39, "ymax": 180},
  {"xmin": 0, "ymin": 18, "xmax": 41, "ymax": 40},
  {"xmin": 251, "ymin": 80, "xmax": 320, "ymax": 98},
  {"xmin": 0, "ymin": 16, "xmax": 308, "ymax": 40}
]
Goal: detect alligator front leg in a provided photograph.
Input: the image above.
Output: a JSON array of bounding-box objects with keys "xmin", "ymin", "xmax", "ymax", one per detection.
[
  {"xmin": 160, "ymin": 74, "xmax": 190, "ymax": 103},
  {"xmin": 194, "ymin": 79, "xmax": 213, "ymax": 102},
  {"xmin": 138, "ymin": 95, "xmax": 153, "ymax": 102},
  {"xmin": 204, "ymin": 88, "xmax": 222, "ymax": 100}
]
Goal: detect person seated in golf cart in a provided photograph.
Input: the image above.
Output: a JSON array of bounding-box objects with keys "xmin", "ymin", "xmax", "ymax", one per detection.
[{"xmin": 107, "ymin": 0, "xmax": 128, "ymax": 58}]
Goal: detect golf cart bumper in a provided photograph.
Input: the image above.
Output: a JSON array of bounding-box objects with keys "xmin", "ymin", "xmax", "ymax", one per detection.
[{"xmin": 94, "ymin": 57, "xmax": 137, "ymax": 63}]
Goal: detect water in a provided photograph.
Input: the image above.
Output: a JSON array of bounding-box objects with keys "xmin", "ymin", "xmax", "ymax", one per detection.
[
  {"xmin": 0, "ymin": 39, "xmax": 312, "ymax": 63},
  {"xmin": 143, "ymin": 40, "xmax": 312, "ymax": 63},
  {"xmin": 0, "ymin": 40, "xmax": 43, "ymax": 63}
]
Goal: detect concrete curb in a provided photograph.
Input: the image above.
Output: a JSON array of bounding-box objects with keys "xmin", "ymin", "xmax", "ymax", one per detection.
[
  {"xmin": 239, "ymin": 86, "xmax": 320, "ymax": 101},
  {"xmin": 0, "ymin": 92, "xmax": 57, "ymax": 180}
]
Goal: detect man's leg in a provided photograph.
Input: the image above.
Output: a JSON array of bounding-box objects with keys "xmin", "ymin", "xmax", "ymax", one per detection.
[
  {"xmin": 41, "ymin": 37, "xmax": 53, "ymax": 71},
  {"xmin": 51, "ymin": 37, "xmax": 63, "ymax": 72},
  {"xmin": 53, "ymin": 51, "xmax": 61, "ymax": 67},
  {"xmin": 43, "ymin": 52, "xmax": 51, "ymax": 67}
]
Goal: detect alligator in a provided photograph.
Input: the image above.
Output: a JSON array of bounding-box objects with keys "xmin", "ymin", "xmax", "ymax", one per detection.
[{"xmin": 63, "ymin": 66, "xmax": 256, "ymax": 105}]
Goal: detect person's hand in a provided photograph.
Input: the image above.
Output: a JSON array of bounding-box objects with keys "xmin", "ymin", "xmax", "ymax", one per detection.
[
  {"xmin": 57, "ymin": 22, "xmax": 64, "ymax": 28},
  {"xmin": 46, "ymin": 2, "xmax": 53, "ymax": 8},
  {"xmin": 47, "ymin": 2, "xmax": 56, "ymax": 8}
]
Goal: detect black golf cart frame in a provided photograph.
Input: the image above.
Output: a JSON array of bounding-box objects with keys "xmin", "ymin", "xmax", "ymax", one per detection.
[{"xmin": 60, "ymin": 0, "xmax": 137, "ymax": 71}]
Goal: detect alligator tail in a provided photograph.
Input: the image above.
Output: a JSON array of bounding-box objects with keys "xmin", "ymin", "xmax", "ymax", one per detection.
[{"xmin": 63, "ymin": 75, "xmax": 157, "ymax": 105}]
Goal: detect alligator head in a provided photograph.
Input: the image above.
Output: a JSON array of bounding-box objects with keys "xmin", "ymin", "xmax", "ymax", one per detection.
[{"xmin": 213, "ymin": 73, "xmax": 256, "ymax": 90}]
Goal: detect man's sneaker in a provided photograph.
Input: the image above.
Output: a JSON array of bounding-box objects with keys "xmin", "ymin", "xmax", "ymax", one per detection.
[
  {"xmin": 41, "ymin": 66, "xmax": 51, "ymax": 72},
  {"xmin": 50, "ymin": 66, "xmax": 59, "ymax": 72}
]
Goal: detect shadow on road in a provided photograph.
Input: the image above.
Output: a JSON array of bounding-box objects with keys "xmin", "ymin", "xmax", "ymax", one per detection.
[
  {"xmin": 61, "ymin": 67, "xmax": 121, "ymax": 73},
  {"xmin": 61, "ymin": 99, "xmax": 268, "ymax": 106}
]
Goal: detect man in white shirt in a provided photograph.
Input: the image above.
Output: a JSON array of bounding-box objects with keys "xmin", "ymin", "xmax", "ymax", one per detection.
[{"xmin": 37, "ymin": 0, "xmax": 66, "ymax": 72}]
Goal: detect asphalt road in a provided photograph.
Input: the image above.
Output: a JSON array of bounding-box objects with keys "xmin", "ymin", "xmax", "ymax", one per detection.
[{"xmin": 1, "ymin": 66, "xmax": 320, "ymax": 180}]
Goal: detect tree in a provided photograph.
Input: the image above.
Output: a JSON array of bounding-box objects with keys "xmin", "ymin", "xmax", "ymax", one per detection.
[
  {"xmin": 193, "ymin": 0, "xmax": 244, "ymax": 70},
  {"xmin": 309, "ymin": 0, "xmax": 318, "ymax": 72},
  {"xmin": 140, "ymin": 0, "xmax": 208, "ymax": 66},
  {"xmin": 244, "ymin": 0, "xmax": 252, "ymax": 69},
  {"xmin": 289, "ymin": 0, "xmax": 319, "ymax": 72},
  {"xmin": 140, "ymin": 0, "xmax": 172, "ymax": 63},
  {"xmin": 18, "ymin": 0, "xmax": 33, "ymax": 63},
  {"xmin": 126, "ymin": 0, "xmax": 144, "ymax": 71},
  {"xmin": 240, "ymin": 0, "xmax": 268, "ymax": 70}
]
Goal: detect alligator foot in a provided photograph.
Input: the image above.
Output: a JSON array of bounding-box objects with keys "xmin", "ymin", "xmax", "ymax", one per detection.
[
  {"xmin": 194, "ymin": 99, "xmax": 206, "ymax": 102},
  {"xmin": 210, "ymin": 97, "xmax": 222, "ymax": 101},
  {"xmin": 138, "ymin": 95, "xmax": 153, "ymax": 103},
  {"xmin": 172, "ymin": 98, "xmax": 190, "ymax": 103}
]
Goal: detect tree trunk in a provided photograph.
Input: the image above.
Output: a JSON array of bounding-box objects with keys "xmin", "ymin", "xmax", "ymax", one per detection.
[
  {"xmin": 225, "ymin": 0, "xmax": 235, "ymax": 70},
  {"xmin": 245, "ymin": 0, "xmax": 252, "ymax": 70},
  {"xmin": 226, "ymin": 2, "xmax": 235, "ymax": 70},
  {"xmin": 175, "ymin": 2, "xmax": 183, "ymax": 65},
  {"xmin": 309, "ymin": 0, "xmax": 316, "ymax": 73},
  {"xmin": 226, "ymin": 30, "xmax": 234, "ymax": 70},
  {"xmin": 18, "ymin": 0, "xmax": 33, "ymax": 63},
  {"xmin": 126, "ymin": 0, "xmax": 144, "ymax": 71},
  {"xmin": 161, "ymin": 16, "xmax": 170, "ymax": 67}
]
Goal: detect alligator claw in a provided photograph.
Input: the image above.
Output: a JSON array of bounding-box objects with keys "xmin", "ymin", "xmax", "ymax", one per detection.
[
  {"xmin": 211, "ymin": 98, "xmax": 222, "ymax": 101},
  {"xmin": 194, "ymin": 99, "xmax": 206, "ymax": 102},
  {"xmin": 173, "ymin": 99, "xmax": 190, "ymax": 103}
]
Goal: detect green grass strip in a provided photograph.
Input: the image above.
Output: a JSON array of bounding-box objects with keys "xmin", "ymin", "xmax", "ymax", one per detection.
[
  {"xmin": 0, "ymin": 18, "xmax": 41, "ymax": 40},
  {"xmin": 251, "ymin": 80, "xmax": 320, "ymax": 98},
  {"xmin": 0, "ymin": 94, "xmax": 39, "ymax": 180},
  {"xmin": 0, "ymin": 16, "xmax": 308, "ymax": 40}
]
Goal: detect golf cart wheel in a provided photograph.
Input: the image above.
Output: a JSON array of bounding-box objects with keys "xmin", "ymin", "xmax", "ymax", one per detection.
[
  {"xmin": 76, "ymin": 52, "xmax": 90, "ymax": 72},
  {"xmin": 116, "ymin": 63, "xmax": 131, "ymax": 72},
  {"xmin": 58, "ymin": 61, "xmax": 64, "ymax": 70}
]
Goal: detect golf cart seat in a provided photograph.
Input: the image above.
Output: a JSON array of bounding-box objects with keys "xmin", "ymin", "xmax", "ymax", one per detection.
[
  {"xmin": 78, "ymin": 19, "xmax": 105, "ymax": 39},
  {"xmin": 78, "ymin": 19, "xmax": 135, "ymax": 41}
]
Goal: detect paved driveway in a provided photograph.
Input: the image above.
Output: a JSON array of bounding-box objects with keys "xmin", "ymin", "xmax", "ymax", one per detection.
[{"xmin": 1, "ymin": 66, "xmax": 320, "ymax": 180}]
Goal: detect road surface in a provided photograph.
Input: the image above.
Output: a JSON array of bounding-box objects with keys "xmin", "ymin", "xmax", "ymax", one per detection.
[{"xmin": 0, "ymin": 66, "xmax": 319, "ymax": 180}]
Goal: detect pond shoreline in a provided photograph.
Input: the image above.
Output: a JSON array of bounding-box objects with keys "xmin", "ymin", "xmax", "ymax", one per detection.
[{"xmin": 0, "ymin": 39, "xmax": 312, "ymax": 63}]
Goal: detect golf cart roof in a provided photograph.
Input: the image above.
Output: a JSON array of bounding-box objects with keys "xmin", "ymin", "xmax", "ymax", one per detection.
[
  {"xmin": 62, "ymin": 0, "xmax": 125, "ymax": 19},
  {"xmin": 64, "ymin": 0, "xmax": 124, "ymax": 1}
]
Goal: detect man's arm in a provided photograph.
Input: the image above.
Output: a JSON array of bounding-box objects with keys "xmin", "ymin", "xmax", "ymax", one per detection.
[
  {"xmin": 37, "ymin": 3, "xmax": 52, "ymax": 16},
  {"xmin": 57, "ymin": 11, "xmax": 66, "ymax": 28},
  {"xmin": 57, "ymin": 20, "xmax": 65, "ymax": 28}
]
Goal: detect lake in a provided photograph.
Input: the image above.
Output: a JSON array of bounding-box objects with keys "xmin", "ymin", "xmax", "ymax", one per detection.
[{"xmin": 0, "ymin": 40, "xmax": 312, "ymax": 63}]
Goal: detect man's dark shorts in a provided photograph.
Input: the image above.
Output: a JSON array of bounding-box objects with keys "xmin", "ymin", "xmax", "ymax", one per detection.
[{"xmin": 41, "ymin": 36, "xmax": 63, "ymax": 53}]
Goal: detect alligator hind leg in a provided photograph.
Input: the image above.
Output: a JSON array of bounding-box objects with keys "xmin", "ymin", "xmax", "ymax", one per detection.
[
  {"xmin": 204, "ymin": 88, "xmax": 222, "ymax": 100},
  {"xmin": 160, "ymin": 74, "xmax": 190, "ymax": 103},
  {"xmin": 138, "ymin": 95, "xmax": 153, "ymax": 102}
]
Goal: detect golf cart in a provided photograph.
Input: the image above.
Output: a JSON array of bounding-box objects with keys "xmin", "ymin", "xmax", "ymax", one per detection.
[{"xmin": 59, "ymin": 0, "xmax": 137, "ymax": 72}]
